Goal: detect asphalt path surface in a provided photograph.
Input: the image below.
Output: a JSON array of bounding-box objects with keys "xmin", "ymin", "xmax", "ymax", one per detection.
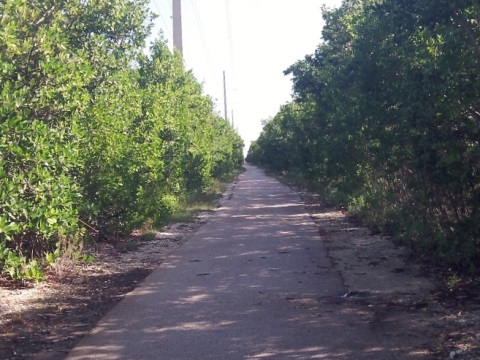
[{"xmin": 66, "ymin": 165, "xmax": 394, "ymax": 359}]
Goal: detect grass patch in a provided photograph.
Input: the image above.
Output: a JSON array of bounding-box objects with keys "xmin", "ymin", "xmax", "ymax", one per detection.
[
  {"xmin": 172, "ymin": 168, "xmax": 245, "ymax": 222},
  {"xmin": 140, "ymin": 231, "xmax": 157, "ymax": 242},
  {"xmin": 168, "ymin": 183, "xmax": 228, "ymax": 223},
  {"xmin": 155, "ymin": 167, "xmax": 245, "ymax": 228}
]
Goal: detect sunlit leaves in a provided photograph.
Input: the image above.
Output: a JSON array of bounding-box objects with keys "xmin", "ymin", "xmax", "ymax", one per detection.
[{"xmin": 0, "ymin": 0, "xmax": 243, "ymax": 279}]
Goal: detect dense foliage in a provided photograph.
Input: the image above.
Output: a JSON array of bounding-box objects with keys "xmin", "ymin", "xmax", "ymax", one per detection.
[
  {"xmin": 247, "ymin": 0, "xmax": 480, "ymax": 273},
  {"xmin": 0, "ymin": 0, "xmax": 243, "ymax": 279}
]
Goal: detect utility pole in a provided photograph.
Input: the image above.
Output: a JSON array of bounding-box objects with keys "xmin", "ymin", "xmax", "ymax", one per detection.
[
  {"xmin": 173, "ymin": 0, "xmax": 183, "ymax": 56},
  {"xmin": 223, "ymin": 71, "xmax": 228, "ymax": 122}
]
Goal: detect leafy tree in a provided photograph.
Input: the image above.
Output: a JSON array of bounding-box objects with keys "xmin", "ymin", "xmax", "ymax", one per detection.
[
  {"xmin": 1, "ymin": 1, "xmax": 243, "ymax": 279},
  {"xmin": 249, "ymin": 0, "xmax": 480, "ymax": 273}
]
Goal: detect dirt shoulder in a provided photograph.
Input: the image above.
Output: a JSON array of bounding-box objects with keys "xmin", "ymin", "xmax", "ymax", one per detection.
[
  {"xmin": 1, "ymin": 179, "xmax": 479, "ymax": 360},
  {"xmin": 297, "ymin": 188, "xmax": 480, "ymax": 360},
  {"xmin": 0, "ymin": 216, "xmax": 213, "ymax": 360}
]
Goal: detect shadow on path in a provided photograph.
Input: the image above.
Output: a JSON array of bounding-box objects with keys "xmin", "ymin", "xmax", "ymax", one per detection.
[{"xmin": 65, "ymin": 166, "xmax": 419, "ymax": 359}]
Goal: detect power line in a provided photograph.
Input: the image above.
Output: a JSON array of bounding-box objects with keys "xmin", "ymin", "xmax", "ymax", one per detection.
[
  {"xmin": 189, "ymin": 0, "xmax": 212, "ymax": 66},
  {"xmin": 225, "ymin": 0, "xmax": 235, "ymax": 76},
  {"xmin": 163, "ymin": 0, "xmax": 172, "ymax": 11},
  {"xmin": 225, "ymin": 0, "xmax": 236, "ymax": 126},
  {"xmin": 151, "ymin": 0, "xmax": 173, "ymax": 41}
]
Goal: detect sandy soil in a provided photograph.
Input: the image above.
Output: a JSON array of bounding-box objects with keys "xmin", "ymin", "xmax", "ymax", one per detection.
[{"xmin": 298, "ymin": 188, "xmax": 480, "ymax": 360}]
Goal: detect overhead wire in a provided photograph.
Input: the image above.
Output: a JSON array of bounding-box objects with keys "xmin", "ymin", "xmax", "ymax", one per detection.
[
  {"xmin": 163, "ymin": 0, "xmax": 172, "ymax": 11},
  {"xmin": 225, "ymin": 0, "xmax": 235, "ymax": 77},
  {"xmin": 151, "ymin": 0, "xmax": 173, "ymax": 41},
  {"xmin": 189, "ymin": 0, "xmax": 212, "ymax": 66},
  {"xmin": 225, "ymin": 0, "xmax": 236, "ymax": 126}
]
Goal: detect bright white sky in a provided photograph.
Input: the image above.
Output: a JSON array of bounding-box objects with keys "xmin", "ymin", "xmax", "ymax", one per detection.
[{"xmin": 148, "ymin": 0, "xmax": 342, "ymax": 152}]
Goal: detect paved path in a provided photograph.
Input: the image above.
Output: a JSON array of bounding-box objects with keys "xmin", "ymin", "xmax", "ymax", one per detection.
[{"xmin": 66, "ymin": 165, "xmax": 393, "ymax": 359}]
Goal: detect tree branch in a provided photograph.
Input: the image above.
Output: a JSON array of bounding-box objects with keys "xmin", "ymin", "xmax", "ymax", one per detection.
[{"xmin": 456, "ymin": 11, "xmax": 480, "ymax": 60}]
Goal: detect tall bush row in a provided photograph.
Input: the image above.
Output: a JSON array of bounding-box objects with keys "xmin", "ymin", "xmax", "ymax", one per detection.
[
  {"xmin": 247, "ymin": 0, "xmax": 480, "ymax": 273},
  {"xmin": 0, "ymin": 0, "xmax": 243, "ymax": 279}
]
